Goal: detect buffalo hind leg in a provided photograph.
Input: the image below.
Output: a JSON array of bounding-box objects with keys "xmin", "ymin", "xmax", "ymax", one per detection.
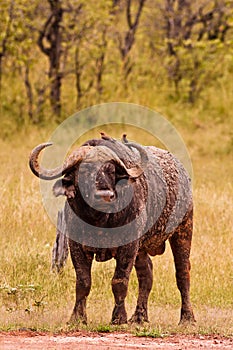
[
  {"xmin": 169, "ymin": 209, "xmax": 196, "ymax": 324},
  {"xmin": 111, "ymin": 243, "xmax": 138, "ymax": 325},
  {"xmin": 69, "ymin": 240, "xmax": 93, "ymax": 325},
  {"xmin": 129, "ymin": 250, "xmax": 153, "ymax": 324}
]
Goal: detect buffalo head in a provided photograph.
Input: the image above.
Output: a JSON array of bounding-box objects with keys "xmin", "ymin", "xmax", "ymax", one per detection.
[{"xmin": 29, "ymin": 142, "xmax": 144, "ymax": 211}]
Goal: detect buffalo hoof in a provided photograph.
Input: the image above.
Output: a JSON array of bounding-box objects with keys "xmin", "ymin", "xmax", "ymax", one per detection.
[
  {"xmin": 111, "ymin": 304, "xmax": 127, "ymax": 325},
  {"xmin": 111, "ymin": 317, "xmax": 128, "ymax": 325},
  {"xmin": 111, "ymin": 311, "xmax": 128, "ymax": 325},
  {"xmin": 129, "ymin": 312, "xmax": 149, "ymax": 324},
  {"xmin": 68, "ymin": 314, "xmax": 87, "ymax": 326},
  {"xmin": 179, "ymin": 310, "xmax": 196, "ymax": 325}
]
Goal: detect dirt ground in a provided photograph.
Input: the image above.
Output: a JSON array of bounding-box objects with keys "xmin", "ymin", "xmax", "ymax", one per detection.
[{"xmin": 0, "ymin": 331, "xmax": 232, "ymax": 350}]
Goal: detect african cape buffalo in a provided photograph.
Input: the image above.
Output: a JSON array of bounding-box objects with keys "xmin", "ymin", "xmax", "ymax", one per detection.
[{"xmin": 29, "ymin": 134, "xmax": 195, "ymax": 325}]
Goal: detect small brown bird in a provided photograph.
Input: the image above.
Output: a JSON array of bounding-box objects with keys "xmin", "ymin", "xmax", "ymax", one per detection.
[
  {"xmin": 100, "ymin": 132, "xmax": 115, "ymax": 142},
  {"xmin": 121, "ymin": 133, "xmax": 128, "ymax": 143}
]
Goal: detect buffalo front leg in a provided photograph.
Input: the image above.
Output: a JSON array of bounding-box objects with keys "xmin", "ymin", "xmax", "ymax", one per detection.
[
  {"xmin": 169, "ymin": 209, "xmax": 196, "ymax": 324},
  {"xmin": 111, "ymin": 243, "xmax": 138, "ymax": 325},
  {"xmin": 129, "ymin": 250, "xmax": 153, "ymax": 324},
  {"xmin": 69, "ymin": 240, "xmax": 93, "ymax": 325}
]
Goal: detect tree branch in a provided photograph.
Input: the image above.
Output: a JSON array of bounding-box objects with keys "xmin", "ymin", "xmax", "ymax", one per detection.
[
  {"xmin": 37, "ymin": 14, "xmax": 53, "ymax": 56},
  {"xmin": 126, "ymin": 0, "xmax": 133, "ymax": 29}
]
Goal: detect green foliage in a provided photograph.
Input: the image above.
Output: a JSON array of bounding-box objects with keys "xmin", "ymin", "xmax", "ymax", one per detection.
[
  {"xmin": 0, "ymin": 0, "xmax": 232, "ymax": 125},
  {"xmin": 95, "ymin": 324, "xmax": 115, "ymax": 333},
  {"xmin": 135, "ymin": 327, "xmax": 166, "ymax": 338}
]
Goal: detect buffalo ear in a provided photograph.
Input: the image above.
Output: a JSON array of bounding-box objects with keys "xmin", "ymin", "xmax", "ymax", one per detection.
[
  {"xmin": 115, "ymin": 172, "xmax": 129, "ymax": 181},
  {"xmin": 115, "ymin": 163, "xmax": 130, "ymax": 180},
  {"xmin": 115, "ymin": 162, "xmax": 142, "ymax": 181},
  {"xmin": 53, "ymin": 179, "xmax": 76, "ymax": 199}
]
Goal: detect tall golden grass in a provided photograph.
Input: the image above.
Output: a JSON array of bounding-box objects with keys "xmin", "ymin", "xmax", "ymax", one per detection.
[{"xmin": 0, "ymin": 100, "xmax": 232, "ymax": 335}]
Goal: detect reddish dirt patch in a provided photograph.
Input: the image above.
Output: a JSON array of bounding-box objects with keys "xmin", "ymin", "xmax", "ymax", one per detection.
[{"xmin": 0, "ymin": 331, "xmax": 232, "ymax": 349}]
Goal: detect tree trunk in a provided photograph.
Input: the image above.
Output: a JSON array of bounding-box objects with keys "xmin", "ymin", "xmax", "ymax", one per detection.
[
  {"xmin": 37, "ymin": 0, "xmax": 63, "ymax": 117},
  {"xmin": 74, "ymin": 45, "xmax": 94, "ymax": 109},
  {"xmin": 49, "ymin": 65, "xmax": 62, "ymax": 116},
  {"xmin": 24, "ymin": 64, "xmax": 34, "ymax": 120},
  {"xmin": 0, "ymin": 0, "xmax": 14, "ymax": 97},
  {"xmin": 75, "ymin": 46, "xmax": 82, "ymax": 108},
  {"xmin": 96, "ymin": 28, "xmax": 107, "ymax": 95},
  {"xmin": 115, "ymin": 0, "xmax": 146, "ymax": 84}
]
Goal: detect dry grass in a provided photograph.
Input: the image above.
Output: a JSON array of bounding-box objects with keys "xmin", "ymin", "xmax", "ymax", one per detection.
[{"xmin": 0, "ymin": 114, "xmax": 232, "ymax": 335}]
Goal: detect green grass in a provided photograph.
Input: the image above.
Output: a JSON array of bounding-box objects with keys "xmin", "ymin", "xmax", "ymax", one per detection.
[
  {"xmin": 135, "ymin": 326, "xmax": 166, "ymax": 338},
  {"xmin": 0, "ymin": 100, "xmax": 232, "ymax": 336}
]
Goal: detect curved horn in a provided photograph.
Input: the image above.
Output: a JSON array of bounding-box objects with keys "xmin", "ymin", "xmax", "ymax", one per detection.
[
  {"xmin": 125, "ymin": 142, "xmax": 148, "ymax": 169},
  {"xmin": 29, "ymin": 143, "xmax": 93, "ymax": 180}
]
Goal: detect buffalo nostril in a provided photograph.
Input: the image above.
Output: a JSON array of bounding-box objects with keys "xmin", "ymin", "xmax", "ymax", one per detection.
[
  {"xmin": 94, "ymin": 190, "xmax": 116, "ymax": 202},
  {"xmin": 94, "ymin": 193, "xmax": 102, "ymax": 200}
]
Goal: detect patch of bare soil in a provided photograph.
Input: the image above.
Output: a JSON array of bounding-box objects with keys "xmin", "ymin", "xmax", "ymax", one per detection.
[{"xmin": 0, "ymin": 331, "xmax": 232, "ymax": 349}]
